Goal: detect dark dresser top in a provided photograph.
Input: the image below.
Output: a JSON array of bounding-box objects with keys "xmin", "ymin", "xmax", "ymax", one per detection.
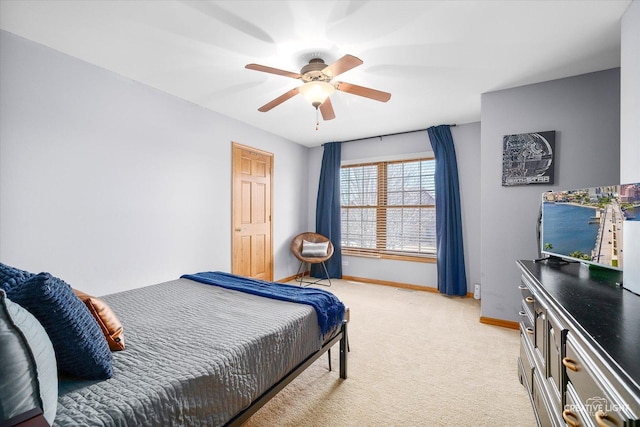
[{"xmin": 518, "ymin": 259, "xmax": 640, "ymax": 396}]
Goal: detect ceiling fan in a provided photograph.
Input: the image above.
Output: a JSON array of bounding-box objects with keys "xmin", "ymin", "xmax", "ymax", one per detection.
[{"xmin": 245, "ymin": 54, "xmax": 391, "ymax": 123}]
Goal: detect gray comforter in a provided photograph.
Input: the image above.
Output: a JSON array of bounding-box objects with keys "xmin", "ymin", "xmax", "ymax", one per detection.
[{"xmin": 54, "ymin": 278, "xmax": 323, "ymax": 426}]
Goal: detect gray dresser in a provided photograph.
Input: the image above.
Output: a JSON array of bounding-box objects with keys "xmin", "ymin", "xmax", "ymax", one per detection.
[{"xmin": 517, "ymin": 259, "xmax": 640, "ymax": 427}]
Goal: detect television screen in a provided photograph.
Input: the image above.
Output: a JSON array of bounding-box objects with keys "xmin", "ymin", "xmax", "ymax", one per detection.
[{"xmin": 540, "ymin": 185, "xmax": 628, "ymax": 271}]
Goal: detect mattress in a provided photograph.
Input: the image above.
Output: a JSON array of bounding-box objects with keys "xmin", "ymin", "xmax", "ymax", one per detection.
[{"xmin": 54, "ymin": 278, "xmax": 324, "ymax": 426}]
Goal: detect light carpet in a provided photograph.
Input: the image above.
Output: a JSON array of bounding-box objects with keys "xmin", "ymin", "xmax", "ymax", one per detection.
[{"xmin": 243, "ymin": 279, "xmax": 536, "ymax": 427}]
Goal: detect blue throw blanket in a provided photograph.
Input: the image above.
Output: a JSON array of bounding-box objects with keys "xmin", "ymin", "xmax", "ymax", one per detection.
[{"xmin": 180, "ymin": 271, "xmax": 345, "ymax": 337}]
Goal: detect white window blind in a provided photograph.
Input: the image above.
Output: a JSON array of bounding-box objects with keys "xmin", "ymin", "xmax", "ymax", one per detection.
[{"xmin": 340, "ymin": 158, "xmax": 437, "ymax": 260}]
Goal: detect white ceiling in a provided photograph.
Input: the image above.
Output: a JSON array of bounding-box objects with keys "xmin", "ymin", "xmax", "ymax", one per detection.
[{"xmin": 0, "ymin": 0, "xmax": 631, "ymax": 147}]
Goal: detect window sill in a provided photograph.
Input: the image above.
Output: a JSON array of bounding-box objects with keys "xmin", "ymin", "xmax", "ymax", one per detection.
[{"xmin": 342, "ymin": 251, "xmax": 436, "ymax": 264}]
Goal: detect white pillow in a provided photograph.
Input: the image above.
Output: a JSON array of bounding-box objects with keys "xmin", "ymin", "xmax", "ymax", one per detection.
[{"xmin": 301, "ymin": 240, "xmax": 330, "ymax": 257}]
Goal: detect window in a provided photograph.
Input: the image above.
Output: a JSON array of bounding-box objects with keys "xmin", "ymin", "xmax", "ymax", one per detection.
[{"xmin": 340, "ymin": 157, "xmax": 436, "ymax": 261}]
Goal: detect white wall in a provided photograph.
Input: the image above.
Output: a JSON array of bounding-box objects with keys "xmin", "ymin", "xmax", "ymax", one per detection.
[
  {"xmin": 620, "ymin": 0, "xmax": 640, "ymax": 295},
  {"xmin": 480, "ymin": 69, "xmax": 621, "ymax": 322},
  {"xmin": 307, "ymin": 123, "xmax": 481, "ymax": 292},
  {"xmin": 0, "ymin": 30, "xmax": 309, "ymax": 295},
  {"xmin": 621, "ymin": 0, "xmax": 640, "ymax": 184}
]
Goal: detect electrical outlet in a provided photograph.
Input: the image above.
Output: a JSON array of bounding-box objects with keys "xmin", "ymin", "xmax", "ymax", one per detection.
[{"xmin": 473, "ymin": 284, "xmax": 481, "ymax": 299}]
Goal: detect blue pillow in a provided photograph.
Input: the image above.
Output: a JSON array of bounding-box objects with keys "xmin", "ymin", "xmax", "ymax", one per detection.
[
  {"xmin": 0, "ymin": 262, "xmax": 34, "ymax": 289},
  {"xmin": 0, "ymin": 290, "xmax": 58, "ymax": 425},
  {"xmin": 5, "ymin": 272, "xmax": 113, "ymax": 380}
]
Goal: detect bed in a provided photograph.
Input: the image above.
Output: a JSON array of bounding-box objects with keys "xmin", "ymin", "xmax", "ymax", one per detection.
[{"xmin": 0, "ymin": 267, "xmax": 347, "ymax": 427}]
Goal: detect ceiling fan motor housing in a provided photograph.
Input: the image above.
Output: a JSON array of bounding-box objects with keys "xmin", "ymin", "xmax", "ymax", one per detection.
[{"xmin": 301, "ymin": 58, "xmax": 332, "ymax": 83}]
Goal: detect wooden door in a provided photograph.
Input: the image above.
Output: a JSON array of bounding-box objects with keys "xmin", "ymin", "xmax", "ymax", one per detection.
[{"xmin": 231, "ymin": 143, "xmax": 273, "ymax": 281}]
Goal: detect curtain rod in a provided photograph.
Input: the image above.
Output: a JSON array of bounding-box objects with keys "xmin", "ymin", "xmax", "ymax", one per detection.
[{"xmin": 326, "ymin": 124, "xmax": 457, "ymax": 145}]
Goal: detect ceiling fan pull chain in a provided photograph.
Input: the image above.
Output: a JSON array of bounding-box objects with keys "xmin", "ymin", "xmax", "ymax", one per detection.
[{"xmin": 315, "ymin": 107, "xmax": 320, "ymax": 131}]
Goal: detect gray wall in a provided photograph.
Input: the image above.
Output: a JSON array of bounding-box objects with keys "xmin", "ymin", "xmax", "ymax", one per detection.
[
  {"xmin": 307, "ymin": 123, "xmax": 481, "ymax": 293},
  {"xmin": 480, "ymin": 69, "xmax": 621, "ymax": 322},
  {"xmin": 0, "ymin": 30, "xmax": 309, "ymax": 296}
]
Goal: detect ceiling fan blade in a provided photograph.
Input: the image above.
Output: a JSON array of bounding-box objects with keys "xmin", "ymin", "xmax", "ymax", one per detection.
[
  {"xmin": 245, "ymin": 63, "xmax": 302, "ymax": 79},
  {"xmin": 319, "ymin": 97, "xmax": 336, "ymax": 121},
  {"xmin": 258, "ymin": 87, "xmax": 300, "ymax": 112},
  {"xmin": 322, "ymin": 54, "xmax": 363, "ymax": 77},
  {"xmin": 336, "ymin": 81, "xmax": 391, "ymax": 102}
]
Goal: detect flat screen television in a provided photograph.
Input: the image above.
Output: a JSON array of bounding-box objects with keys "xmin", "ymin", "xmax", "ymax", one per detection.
[{"xmin": 538, "ymin": 184, "xmax": 637, "ymax": 271}]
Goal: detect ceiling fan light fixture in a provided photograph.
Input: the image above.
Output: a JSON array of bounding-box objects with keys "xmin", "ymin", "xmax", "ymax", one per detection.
[{"xmin": 299, "ymin": 81, "xmax": 335, "ymax": 108}]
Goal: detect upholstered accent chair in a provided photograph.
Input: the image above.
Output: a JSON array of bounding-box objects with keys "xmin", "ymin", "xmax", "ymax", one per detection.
[{"xmin": 290, "ymin": 232, "xmax": 334, "ymax": 287}]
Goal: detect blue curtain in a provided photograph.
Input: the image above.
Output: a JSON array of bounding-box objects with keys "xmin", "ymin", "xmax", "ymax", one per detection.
[
  {"xmin": 312, "ymin": 142, "xmax": 342, "ymax": 279},
  {"xmin": 428, "ymin": 125, "xmax": 468, "ymax": 296}
]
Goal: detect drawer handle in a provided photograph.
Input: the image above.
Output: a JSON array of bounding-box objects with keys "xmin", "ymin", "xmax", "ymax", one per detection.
[
  {"xmin": 595, "ymin": 410, "xmax": 617, "ymax": 427},
  {"xmin": 562, "ymin": 409, "xmax": 582, "ymax": 427},
  {"xmin": 526, "ymin": 327, "xmax": 534, "ymax": 335},
  {"xmin": 525, "ymin": 296, "xmax": 534, "ymax": 304},
  {"xmin": 518, "ymin": 310, "xmax": 526, "ymax": 317},
  {"xmin": 562, "ymin": 357, "xmax": 579, "ymax": 372},
  {"xmin": 518, "ymin": 284, "xmax": 528, "ymax": 291}
]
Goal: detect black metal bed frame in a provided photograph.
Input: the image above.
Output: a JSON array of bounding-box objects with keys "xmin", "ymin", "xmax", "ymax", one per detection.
[{"xmin": 226, "ymin": 321, "xmax": 348, "ymax": 426}]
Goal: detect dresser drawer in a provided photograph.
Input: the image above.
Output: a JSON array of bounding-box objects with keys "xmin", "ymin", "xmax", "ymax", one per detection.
[
  {"xmin": 519, "ymin": 300, "xmax": 534, "ymax": 349},
  {"xmin": 546, "ymin": 310, "xmax": 566, "ymax": 401},
  {"xmin": 519, "ymin": 279, "xmax": 533, "ymax": 300},
  {"xmin": 520, "ymin": 320, "xmax": 534, "ymax": 351},
  {"xmin": 563, "ymin": 382, "xmax": 594, "ymax": 427},
  {"xmin": 564, "ymin": 334, "xmax": 630, "ymax": 426},
  {"xmin": 533, "ymin": 297, "xmax": 546, "ymax": 368},
  {"xmin": 532, "ymin": 370, "xmax": 556, "ymax": 427},
  {"xmin": 519, "ymin": 330, "xmax": 535, "ymax": 393},
  {"xmin": 520, "ymin": 298, "xmax": 534, "ymax": 326}
]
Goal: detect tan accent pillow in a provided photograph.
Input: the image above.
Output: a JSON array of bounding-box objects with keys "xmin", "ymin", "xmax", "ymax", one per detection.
[{"xmin": 73, "ymin": 289, "xmax": 125, "ymax": 351}]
